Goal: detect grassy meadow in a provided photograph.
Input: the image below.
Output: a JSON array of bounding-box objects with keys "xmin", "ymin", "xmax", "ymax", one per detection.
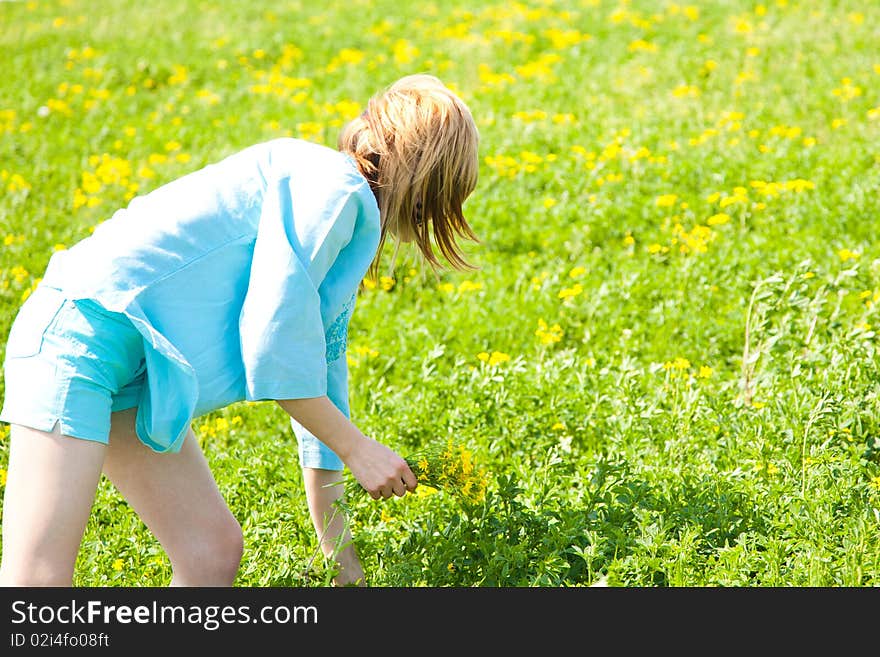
[{"xmin": 1, "ymin": 0, "xmax": 879, "ymax": 586}]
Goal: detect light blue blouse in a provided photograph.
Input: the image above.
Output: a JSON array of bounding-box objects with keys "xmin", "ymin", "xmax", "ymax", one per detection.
[{"xmin": 40, "ymin": 138, "xmax": 380, "ymax": 469}]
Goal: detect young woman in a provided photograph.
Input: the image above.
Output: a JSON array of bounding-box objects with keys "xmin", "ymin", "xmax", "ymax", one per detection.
[{"xmin": 0, "ymin": 73, "xmax": 480, "ymax": 586}]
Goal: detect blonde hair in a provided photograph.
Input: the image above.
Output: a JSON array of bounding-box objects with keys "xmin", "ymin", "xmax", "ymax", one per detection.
[{"xmin": 338, "ymin": 74, "xmax": 480, "ymax": 274}]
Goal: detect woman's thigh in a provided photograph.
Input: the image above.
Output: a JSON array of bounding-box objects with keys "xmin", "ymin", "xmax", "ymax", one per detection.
[
  {"xmin": 102, "ymin": 408, "xmax": 241, "ymax": 573},
  {"xmin": 0, "ymin": 422, "xmax": 107, "ymax": 585}
]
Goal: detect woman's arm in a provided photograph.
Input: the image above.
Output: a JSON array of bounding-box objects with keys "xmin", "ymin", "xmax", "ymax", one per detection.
[{"xmin": 276, "ymin": 396, "xmax": 417, "ymax": 499}]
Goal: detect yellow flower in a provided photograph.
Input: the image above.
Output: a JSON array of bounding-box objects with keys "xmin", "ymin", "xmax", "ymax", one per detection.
[
  {"xmin": 392, "ymin": 39, "xmax": 419, "ymax": 66},
  {"xmin": 409, "ymin": 440, "xmax": 488, "ymax": 504},
  {"xmin": 558, "ymin": 283, "xmax": 583, "ymax": 299},
  {"xmin": 672, "ymin": 84, "xmax": 700, "ymax": 98},
  {"xmin": 354, "ymin": 345, "xmax": 379, "ymax": 358},
  {"xmin": 10, "ymin": 265, "xmax": 29, "ymax": 284},
  {"xmin": 347, "ymin": 439, "xmax": 488, "ymax": 506},
  {"xmin": 6, "ymin": 173, "xmax": 30, "ymax": 193},
  {"xmin": 628, "ymin": 39, "xmax": 657, "ymax": 53},
  {"xmin": 167, "ymin": 65, "xmax": 188, "ymax": 85},
  {"xmin": 112, "ymin": 559, "xmax": 124, "ymax": 571},
  {"xmin": 535, "ymin": 319, "xmax": 563, "ymax": 344},
  {"xmin": 458, "ymin": 280, "xmax": 483, "ymax": 293},
  {"xmin": 832, "ymin": 78, "xmax": 862, "ymax": 102},
  {"xmin": 478, "ymin": 351, "xmax": 510, "ymax": 366},
  {"xmin": 719, "ymin": 189, "xmax": 748, "ymax": 208}
]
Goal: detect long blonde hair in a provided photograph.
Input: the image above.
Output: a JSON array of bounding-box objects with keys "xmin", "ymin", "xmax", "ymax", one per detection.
[{"xmin": 338, "ymin": 74, "xmax": 480, "ymax": 274}]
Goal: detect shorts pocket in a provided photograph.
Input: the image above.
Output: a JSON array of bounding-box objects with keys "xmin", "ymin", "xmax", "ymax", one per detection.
[{"xmin": 3, "ymin": 286, "xmax": 67, "ymax": 359}]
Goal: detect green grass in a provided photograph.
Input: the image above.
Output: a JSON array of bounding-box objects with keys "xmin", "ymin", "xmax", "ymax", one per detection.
[{"xmin": 1, "ymin": 0, "xmax": 879, "ymax": 586}]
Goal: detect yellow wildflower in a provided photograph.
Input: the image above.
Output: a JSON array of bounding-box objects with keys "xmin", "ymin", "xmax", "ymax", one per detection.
[
  {"xmin": 458, "ymin": 280, "xmax": 483, "ymax": 293},
  {"xmin": 535, "ymin": 319, "xmax": 563, "ymax": 344},
  {"xmin": 558, "ymin": 283, "xmax": 583, "ymax": 299},
  {"xmin": 707, "ymin": 213, "xmax": 730, "ymax": 226},
  {"xmin": 478, "ymin": 351, "xmax": 510, "ymax": 366}
]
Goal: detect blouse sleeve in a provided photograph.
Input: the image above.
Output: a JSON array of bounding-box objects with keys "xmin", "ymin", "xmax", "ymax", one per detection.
[
  {"xmin": 288, "ymin": 293, "xmax": 356, "ymax": 471},
  {"xmin": 238, "ymin": 172, "xmax": 376, "ymax": 403}
]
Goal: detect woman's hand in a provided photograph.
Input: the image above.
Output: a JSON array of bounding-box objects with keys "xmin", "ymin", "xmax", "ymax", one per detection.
[
  {"xmin": 277, "ymin": 396, "xmax": 417, "ymax": 499},
  {"xmin": 345, "ymin": 436, "xmax": 418, "ymax": 499}
]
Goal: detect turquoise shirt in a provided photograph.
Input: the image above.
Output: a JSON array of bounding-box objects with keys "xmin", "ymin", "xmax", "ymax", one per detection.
[{"xmin": 41, "ymin": 138, "xmax": 380, "ymax": 463}]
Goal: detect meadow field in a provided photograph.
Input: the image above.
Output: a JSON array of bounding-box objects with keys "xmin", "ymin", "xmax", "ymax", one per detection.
[{"xmin": 1, "ymin": 0, "xmax": 879, "ymax": 586}]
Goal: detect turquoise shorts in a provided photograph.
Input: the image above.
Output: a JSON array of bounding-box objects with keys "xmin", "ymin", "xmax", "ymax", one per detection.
[
  {"xmin": 0, "ymin": 285, "xmax": 145, "ymax": 443},
  {"xmin": 0, "ymin": 285, "xmax": 340, "ymax": 470}
]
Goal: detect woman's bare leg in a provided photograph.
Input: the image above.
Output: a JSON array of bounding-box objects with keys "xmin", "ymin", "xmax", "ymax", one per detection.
[
  {"xmin": 102, "ymin": 408, "xmax": 243, "ymax": 586},
  {"xmin": 0, "ymin": 423, "xmax": 106, "ymax": 586},
  {"xmin": 302, "ymin": 467, "xmax": 366, "ymax": 586}
]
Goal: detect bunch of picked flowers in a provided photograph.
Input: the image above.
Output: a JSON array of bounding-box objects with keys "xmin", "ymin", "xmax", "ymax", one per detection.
[{"xmin": 341, "ymin": 438, "xmax": 489, "ymax": 505}]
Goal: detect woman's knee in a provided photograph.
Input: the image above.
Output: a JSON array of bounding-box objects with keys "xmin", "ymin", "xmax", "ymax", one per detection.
[
  {"xmin": 171, "ymin": 513, "xmax": 244, "ymax": 585},
  {"xmin": 0, "ymin": 554, "xmax": 76, "ymax": 587},
  {"xmin": 213, "ymin": 514, "xmax": 245, "ymax": 572}
]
